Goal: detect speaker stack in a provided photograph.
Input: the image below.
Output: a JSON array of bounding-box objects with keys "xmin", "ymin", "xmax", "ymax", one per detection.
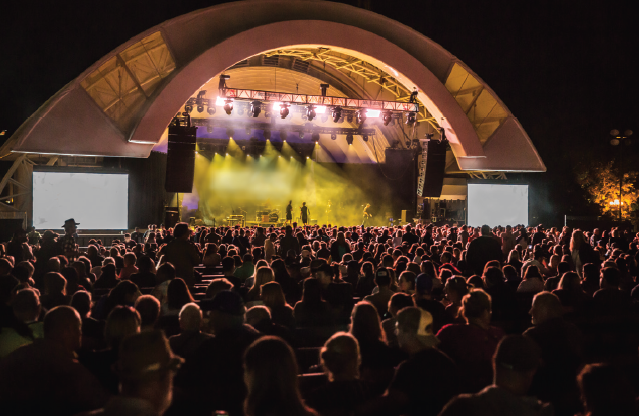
[
  {"xmin": 165, "ymin": 124, "xmax": 197, "ymax": 193},
  {"xmin": 417, "ymin": 139, "xmax": 447, "ymax": 198}
]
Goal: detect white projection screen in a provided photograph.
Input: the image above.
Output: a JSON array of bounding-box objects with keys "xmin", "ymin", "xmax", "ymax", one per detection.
[
  {"xmin": 467, "ymin": 184, "xmax": 528, "ymax": 227},
  {"xmin": 33, "ymin": 171, "xmax": 129, "ymax": 230}
]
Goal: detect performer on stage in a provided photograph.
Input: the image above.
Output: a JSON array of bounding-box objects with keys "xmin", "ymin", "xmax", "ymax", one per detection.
[
  {"xmin": 326, "ymin": 200, "xmax": 332, "ymax": 225},
  {"xmin": 286, "ymin": 200, "xmax": 293, "ymax": 224},
  {"xmin": 362, "ymin": 203, "xmax": 371, "ymax": 226},
  {"xmin": 300, "ymin": 202, "xmax": 310, "ymax": 225}
]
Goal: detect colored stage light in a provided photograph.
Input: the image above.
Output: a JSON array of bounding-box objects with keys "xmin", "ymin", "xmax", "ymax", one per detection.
[
  {"xmin": 346, "ymin": 133, "xmax": 354, "ymax": 146},
  {"xmin": 311, "ymin": 132, "xmax": 320, "ymax": 142},
  {"xmin": 331, "ymin": 133, "xmax": 337, "ymax": 140},
  {"xmin": 250, "ymin": 101, "xmax": 261, "ymax": 117},
  {"xmin": 306, "ymin": 105, "xmax": 316, "ymax": 121},
  {"xmin": 357, "ymin": 109, "xmax": 367, "ymax": 124},
  {"xmin": 405, "ymin": 112, "xmax": 416, "ymax": 125},
  {"xmin": 331, "ymin": 107, "xmax": 342, "ymax": 123},
  {"xmin": 382, "ymin": 111, "xmax": 393, "ymax": 126},
  {"xmin": 362, "ymin": 133, "xmax": 368, "ymax": 142},
  {"xmin": 207, "ymin": 106, "xmax": 216, "ymax": 115},
  {"xmin": 224, "ymin": 99, "xmax": 234, "ymax": 115},
  {"xmin": 366, "ymin": 109, "xmax": 380, "ymax": 117},
  {"xmin": 280, "ymin": 103, "xmax": 290, "ymax": 119}
]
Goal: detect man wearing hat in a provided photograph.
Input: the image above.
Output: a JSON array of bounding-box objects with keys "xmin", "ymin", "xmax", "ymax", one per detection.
[
  {"xmin": 61, "ymin": 218, "xmax": 80, "ymax": 260},
  {"xmin": 89, "ymin": 330, "xmax": 183, "ymax": 416},
  {"xmin": 367, "ymin": 307, "xmax": 459, "ymax": 416},
  {"xmin": 466, "ymin": 224, "xmax": 503, "ymax": 275},
  {"xmin": 439, "ymin": 335, "xmax": 552, "ymax": 416}
]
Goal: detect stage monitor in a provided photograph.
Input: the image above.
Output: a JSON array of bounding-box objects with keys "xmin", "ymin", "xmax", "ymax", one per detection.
[
  {"xmin": 33, "ymin": 171, "xmax": 128, "ymax": 230},
  {"xmin": 467, "ymin": 183, "xmax": 528, "ymax": 227}
]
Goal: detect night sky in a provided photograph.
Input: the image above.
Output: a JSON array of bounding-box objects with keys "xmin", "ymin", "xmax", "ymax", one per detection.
[{"xmin": 1, "ymin": 0, "xmax": 636, "ymax": 224}]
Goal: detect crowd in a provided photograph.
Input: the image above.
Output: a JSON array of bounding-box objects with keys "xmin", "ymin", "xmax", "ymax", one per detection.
[{"xmin": 1, "ymin": 219, "xmax": 639, "ymax": 416}]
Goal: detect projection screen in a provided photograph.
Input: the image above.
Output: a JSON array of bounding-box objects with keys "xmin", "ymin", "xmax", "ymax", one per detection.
[
  {"xmin": 33, "ymin": 171, "xmax": 128, "ymax": 229},
  {"xmin": 467, "ymin": 184, "xmax": 528, "ymax": 227}
]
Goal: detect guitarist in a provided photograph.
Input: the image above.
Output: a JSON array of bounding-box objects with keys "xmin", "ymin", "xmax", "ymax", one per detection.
[{"xmin": 362, "ymin": 203, "xmax": 372, "ymax": 226}]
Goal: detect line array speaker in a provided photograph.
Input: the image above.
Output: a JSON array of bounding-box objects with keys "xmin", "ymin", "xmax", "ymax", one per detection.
[
  {"xmin": 165, "ymin": 125, "xmax": 197, "ymax": 193},
  {"xmin": 417, "ymin": 139, "xmax": 447, "ymax": 198}
]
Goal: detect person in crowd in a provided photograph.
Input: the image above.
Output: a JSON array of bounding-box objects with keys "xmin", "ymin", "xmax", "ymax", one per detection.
[
  {"xmin": 128, "ymin": 256, "xmax": 156, "ymax": 289},
  {"xmin": 261, "ymin": 281, "xmax": 295, "ymax": 329},
  {"xmin": 524, "ymin": 291, "xmax": 584, "ymax": 415},
  {"xmin": 593, "ymin": 266, "xmax": 632, "ymax": 316},
  {"xmin": 382, "ymin": 293, "xmax": 414, "ymax": 348},
  {"xmin": 94, "ymin": 263, "xmax": 119, "ymax": 290},
  {"xmin": 331, "ymin": 232, "xmax": 352, "ymax": 262},
  {"xmin": 577, "ymin": 363, "xmax": 637, "ymax": 416},
  {"xmin": 280, "ymin": 225, "xmax": 301, "ymax": 257},
  {"xmin": 466, "ymin": 225, "xmax": 503, "ymax": 275},
  {"xmin": 162, "ymin": 278, "xmax": 194, "ymax": 317},
  {"xmin": 517, "ymin": 265, "xmax": 545, "ymax": 293},
  {"xmin": 40, "ymin": 271, "xmax": 71, "ymax": 310},
  {"xmin": 202, "ymin": 243, "xmax": 222, "ymax": 266},
  {"xmin": 243, "ymin": 336, "xmax": 318, "ymax": 416},
  {"xmin": 5, "ymin": 228, "xmax": 33, "ymax": 264},
  {"xmin": 363, "ymin": 267, "xmax": 395, "ymax": 318},
  {"xmin": 439, "ymin": 335, "xmax": 552, "ymax": 416},
  {"xmin": 234, "ymin": 253, "xmax": 256, "ymax": 284},
  {"xmin": 245, "ymin": 265, "xmax": 275, "ymax": 305},
  {"xmin": 0, "ymin": 288, "xmax": 44, "ymax": 358},
  {"xmin": 135, "ymin": 294, "xmax": 160, "ymax": 331},
  {"xmin": 0, "ymin": 306, "xmax": 109, "ymax": 415},
  {"xmin": 356, "ymin": 261, "xmax": 377, "ymax": 297},
  {"xmin": 158, "ymin": 223, "xmax": 201, "ymax": 287},
  {"xmin": 307, "ymin": 332, "xmax": 375, "ymax": 415},
  {"xmin": 437, "ymin": 289, "xmax": 505, "ymax": 393},
  {"xmin": 443, "ymin": 276, "xmax": 469, "ymax": 322},
  {"xmin": 245, "ymin": 305, "xmax": 293, "ymax": 344},
  {"xmin": 413, "ymin": 273, "xmax": 449, "ymax": 334},
  {"xmin": 169, "ymin": 302, "xmax": 212, "ymax": 359},
  {"xmin": 118, "ymin": 252, "xmax": 138, "ymax": 280},
  {"xmin": 294, "ymin": 277, "xmax": 333, "ymax": 327}
]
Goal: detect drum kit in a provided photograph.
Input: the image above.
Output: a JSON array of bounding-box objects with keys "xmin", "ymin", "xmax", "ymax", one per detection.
[{"xmin": 256, "ymin": 204, "xmax": 281, "ymax": 223}]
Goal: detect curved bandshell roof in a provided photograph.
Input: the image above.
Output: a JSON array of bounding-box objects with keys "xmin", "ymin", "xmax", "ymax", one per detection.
[{"xmin": 1, "ymin": 0, "xmax": 544, "ymax": 172}]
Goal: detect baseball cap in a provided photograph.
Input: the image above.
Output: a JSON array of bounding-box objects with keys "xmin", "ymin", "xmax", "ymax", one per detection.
[
  {"xmin": 494, "ymin": 335, "xmax": 541, "ymax": 372},
  {"xmin": 117, "ymin": 330, "xmax": 183, "ymax": 380},
  {"xmin": 416, "ymin": 309, "xmax": 439, "ymax": 348}
]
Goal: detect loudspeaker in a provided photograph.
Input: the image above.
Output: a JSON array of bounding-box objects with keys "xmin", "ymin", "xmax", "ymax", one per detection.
[
  {"xmin": 417, "ymin": 140, "xmax": 447, "ymax": 198},
  {"xmin": 164, "ymin": 209, "xmax": 180, "ymax": 229},
  {"xmin": 165, "ymin": 125, "xmax": 197, "ymax": 193}
]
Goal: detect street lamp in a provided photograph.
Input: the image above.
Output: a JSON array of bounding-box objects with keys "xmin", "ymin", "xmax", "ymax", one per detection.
[{"xmin": 610, "ymin": 129, "xmax": 633, "ymax": 221}]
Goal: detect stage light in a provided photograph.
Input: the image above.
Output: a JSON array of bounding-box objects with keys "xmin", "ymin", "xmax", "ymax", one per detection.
[
  {"xmin": 315, "ymin": 105, "xmax": 327, "ymax": 114},
  {"xmin": 346, "ymin": 133, "xmax": 354, "ymax": 146},
  {"xmin": 306, "ymin": 105, "xmax": 316, "ymax": 121},
  {"xmin": 197, "ymin": 105, "xmax": 204, "ymax": 113},
  {"xmin": 299, "ymin": 132, "xmax": 304, "ymax": 139},
  {"xmin": 224, "ymin": 99, "xmax": 234, "ymax": 115},
  {"xmin": 196, "ymin": 91, "xmax": 206, "ymax": 113},
  {"xmin": 216, "ymin": 96, "xmax": 231, "ymax": 106},
  {"xmin": 331, "ymin": 133, "xmax": 337, "ymax": 140},
  {"xmin": 280, "ymin": 130, "xmax": 287, "ymax": 141},
  {"xmin": 320, "ymin": 114, "xmax": 329, "ymax": 123},
  {"xmin": 250, "ymin": 101, "xmax": 261, "ymax": 117},
  {"xmin": 280, "ymin": 103, "xmax": 290, "ymax": 119},
  {"xmin": 246, "ymin": 128, "xmax": 252, "ymax": 135},
  {"xmin": 226, "ymin": 128, "xmax": 234, "ymax": 139},
  {"xmin": 382, "ymin": 111, "xmax": 393, "ymax": 126},
  {"xmin": 366, "ymin": 109, "xmax": 380, "ymax": 118},
  {"xmin": 207, "ymin": 107, "xmax": 216, "ymax": 115},
  {"xmin": 264, "ymin": 130, "xmax": 271, "ymax": 141},
  {"xmin": 332, "ymin": 107, "xmax": 342, "ymax": 123},
  {"xmin": 207, "ymin": 126, "xmax": 213, "ymax": 134},
  {"xmin": 311, "ymin": 132, "xmax": 320, "ymax": 142},
  {"xmin": 406, "ymin": 112, "xmax": 416, "ymax": 125},
  {"xmin": 184, "ymin": 104, "xmax": 193, "ymax": 113},
  {"xmin": 357, "ymin": 109, "xmax": 367, "ymax": 124},
  {"xmin": 347, "ymin": 114, "xmax": 353, "ymax": 123},
  {"xmin": 362, "ymin": 133, "xmax": 369, "ymax": 142},
  {"xmin": 306, "ymin": 156, "xmax": 309, "ymax": 159}
]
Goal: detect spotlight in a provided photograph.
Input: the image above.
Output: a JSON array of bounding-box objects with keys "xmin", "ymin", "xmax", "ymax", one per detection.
[
  {"xmin": 250, "ymin": 101, "xmax": 261, "ymax": 117},
  {"xmin": 226, "ymin": 128, "xmax": 234, "ymax": 139},
  {"xmin": 196, "ymin": 91, "xmax": 206, "ymax": 113},
  {"xmin": 331, "ymin": 107, "xmax": 342, "ymax": 123},
  {"xmin": 306, "ymin": 156, "xmax": 309, "ymax": 159},
  {"xmin": 207, "ymin": 126, "xmax": 213, "ymax": 134},
  {"xmin": 331, "ymin": 133, "xmax": 337, "ymax": 141},
  {"xmin": 184, "ymin": 104, "xmax": 193, "ymax": 113},
  {"xmin": 405, "ymin": 112, "xmax": 416, "ymax": 125},
  {"xmin": 311, "ymin": 132, "xmax": 320, "ymax": 142},
  {"xmin": 306, "ymin": 105, "xmax": 316, "ymax": 121},
  {"xmin": 382, "ymin": 111, "xmax": 393, "ymax": 126},
  {"xmin": 197, "ymin": 105, "xmax": 204, "ymax": 113},
  {"xmin": 246, "ymin": 128, "xmax": 252, "ymax": 135},
  {"xmin": 280, "ymin": 103, "xmax": 290, "ymax": 119},
  {"xmin": 346, "ymin": 133, "xmax": 354, "ymax": 145},
  {"xmin": 237, "ymin": 104, "xmax": 246, "ymax": 116},
  {"xmin": 362, "ymin": 133, "xmax": 368, "ymax": 142},
  {"xmin": 347, "ymin": 114, "xmax": 353, "ymax": 123},
  {"xmin": 224, "ymin": 99, "xmax": 233, "ymax": 115},
  {"xmin": 264, "ymin": 130, "xmax": 271, "ymax": 141},
  {"xmin": 207, "ymin": 106, "xmax": 216, "ymax": 115},
  {"xmin": 299, "ymin": 132, "xmax": 304, "ymax": 139},
  {"xmin": 280, "ymin": 130, "xmax": 287, "ymax": 141},
  {"xmin": 357, "ymin": 109, "xmax": 367, "ymax": 124}
]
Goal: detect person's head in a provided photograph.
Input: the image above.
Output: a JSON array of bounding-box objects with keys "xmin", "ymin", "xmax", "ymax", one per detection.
[
  {"xmin": 123, "ymin": 253, "xmax": 137, "ymax": 268},
  {"xmin": 388, "ymin": 292, "xmax": 414, "ymax": 317},
  {"xmin": 44, "ymin": 305, "xmax": 82, "ymax": 353},
  {"xmin": 374, "ymin": 267, "xmax": 391, "ymax": 288},
  {"xmin": 135, "ymin": 295, "xmax": 160, "ymax": 330},
  {"xmin": 445, "ymin": 276, "xmax": 470, "ymax": 304},
  {"xmin": 321, "ymin": 332, "xmax": 361, "ymax": 382},
  {"xmin": 530, "ymin": 291, "xmax": 563, "ymax": 326},
  {"xmin": 578, "ymin": 363, "xmax": 637, "ymax": 416},
  {"xmin": 523, "ymin": 265, "xmax": 542, "ymax": 281},
  {"xmin": 350, "ymin": 301, "xmax": 381, "ymax": 343},
  {"xmin": 205, "ymin": 277, "xmax": 233, "ymax": 299},
  {"xmin": 43, "ymin": 272, "xmax": 67, "ymax": 296},
  {"xmin": 252, "ymin": 267, "xmax": 275, "ymax": 291},
  {"xmin": 70, "ymin": 290, "xmax": 92, "ymax": 318},
  {"xmin": 261, "ymin": 281, "xmax": 287, "ymax": 309},
  {"xmin": 179, "ymin": 302, "xmax": 203, "ymax": 332},
  {"xmin": 480, "ymin": 225, "xmax": 491, "ymax": 236},
  {"xmin": 415, "ymin": 273, "xmax": 434, "ymax": 297},
  {"xmin": 173, "ymin": 223, "xmax": 191, "ymax": 240},
  {"xmin": 493, "ymin": 335, "xmax": 541, "ymax": 395},
  {"xmin": 600, "ymin": 267, "xmax": 621, "ymax": 289},
  {"xmin": 105, "ymin": 305, "xmax": 141, "ymax": 348},
  {"xmin": 245, "ymin": 305, "xmax": 272, "ymax": 328},
  {"xmin": 167, "ymin": 278, "xmax": 194, "ymax": 311},
  {"xmin": 243, "ymin": 336, "xmax": 309, "ymax": 416},
  {"xmin": 12, "ymin": 288, "xmax": 41, "ymax": 323},
  {"xmin": 222, "ymin": 256, "xmax": 236, "ymax": 275},
  {"xmin": 207, "ymin": 290, "xmax": 246, "ymax": 334},
  {"xmin": 558, "ymin": 272, "xmax": 582, "ymax": 293},
  {"xmin": 398, "ymin": 271, "xmax": 416, "ymax": 293},
  {"xmin": 395, "ymin": 307, "xmax": 439, "ymax": 353},
  {"xmin": 117, "ymin": 330, "xmax": 183, "ymax": 414},
  {"xmin": 301, "ymin": 277, "xmax": 323, "ymax": 304},
  {"xmin": 482, "ymin": 266, "xmax": 505, "ymax": 289},
  {"xmin": 461, "ymin": 289, "xmax": 492, "ymax": 325},
  {"xmin": 507, "ymin": 250, "xmax": 520, "ymax": 263},
  {"xmin": 12, "ymin": 261, "xmax": 35, "ymax": 283}
]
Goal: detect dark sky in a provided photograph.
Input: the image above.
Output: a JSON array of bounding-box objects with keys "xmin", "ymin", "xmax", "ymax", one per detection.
[{"xmin": 1, "ymin": 0, "xmax": 637, "ymax": 223}]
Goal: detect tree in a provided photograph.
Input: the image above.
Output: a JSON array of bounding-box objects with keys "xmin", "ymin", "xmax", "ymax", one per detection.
[{"xmin": 575, "ymin": 161, "xmax": 639, "ymax": 220}]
